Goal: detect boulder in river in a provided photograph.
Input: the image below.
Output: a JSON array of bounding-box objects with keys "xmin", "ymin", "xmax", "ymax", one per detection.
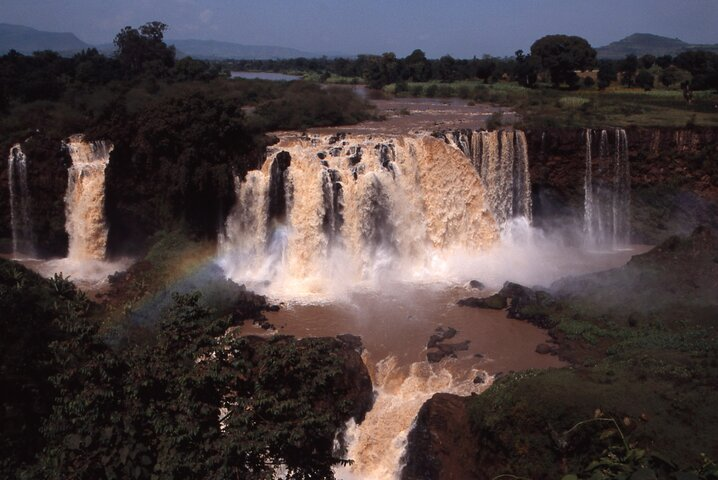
[{"xmin": 457, "ymin": 294, "xmax": 507, "ymax": 310}]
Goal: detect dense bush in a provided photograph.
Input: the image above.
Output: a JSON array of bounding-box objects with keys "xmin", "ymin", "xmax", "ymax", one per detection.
[
  {"xmin": 1, "ymin": 258, "xmax": 370, "ymax": 479},
  {"xmin": 255, "ymin": 82, "xmax": 373, "ymax": 130},
  {"xmin": 0, "ymin": 259, "xmax": 90, "ymax": 477}
]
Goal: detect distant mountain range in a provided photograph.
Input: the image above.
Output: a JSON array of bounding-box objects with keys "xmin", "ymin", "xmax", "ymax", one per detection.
[
  {"xmin": 0, "ymin": 23, "xmax": 91, "ymax": 55},
  {"xmin": 596, "ymin": 33, "xmax": 718, "ymax": 59},
  {"xmin": 167, "ymin": 39, "xmax": 318, "ymax": 60},
  {"xmin": 3, "ymin": 24, "xmax": 718, "ymax": 61},
  {"xmin": 0, "ymin": 23, "xmax": 331, "ymax": 59}
]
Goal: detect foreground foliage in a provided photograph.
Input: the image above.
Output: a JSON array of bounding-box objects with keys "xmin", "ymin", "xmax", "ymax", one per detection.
[{"xmin": 0, "ymin": 258, "xmax": 371, "ymax": 479}]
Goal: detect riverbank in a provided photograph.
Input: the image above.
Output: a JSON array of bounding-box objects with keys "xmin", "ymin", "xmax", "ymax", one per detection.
[{"xmin": 402, "ymin": 227, "xmax": 718, "ymax": 479}]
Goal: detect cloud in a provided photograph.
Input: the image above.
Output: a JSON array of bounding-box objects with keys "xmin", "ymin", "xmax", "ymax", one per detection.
[{"xmin": 199, "ymin": 9, "xmax": 213, "ymax": 24}]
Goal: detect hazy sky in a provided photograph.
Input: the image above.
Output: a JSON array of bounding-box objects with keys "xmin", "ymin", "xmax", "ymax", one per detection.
[{"xmin": 2, "ymin": 0, "xmax": 717, "ymax": 57}]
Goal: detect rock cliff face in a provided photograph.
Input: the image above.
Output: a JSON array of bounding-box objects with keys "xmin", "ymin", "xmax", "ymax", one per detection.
[
  {"xmin": 527, "ymin": 127, "xmax": 718, "ymax": 243},
  {"xmin": 2, "ymin": 127, "xmax": 716, "ymax": 257},
  {"xmin": 0, "ymin": 135, "xmax": 70, "ymax": 256},
  {"xmin": 401, "ymin": 393, "xmax": 476, "ymax": 480}
]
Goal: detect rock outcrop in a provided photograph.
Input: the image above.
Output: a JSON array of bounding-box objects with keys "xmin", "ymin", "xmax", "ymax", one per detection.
[{"xmin": 401, "ymin": 393, "xmax": 477, "ymax": 480}]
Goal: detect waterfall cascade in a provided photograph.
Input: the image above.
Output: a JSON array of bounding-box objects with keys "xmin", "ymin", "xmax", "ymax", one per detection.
[
  {"xmin": 7, "ymin": 144, "xmax": 35, "ymax": 256},
  {"xmin": 334, "ymin": 356, "xmax": 489, "ymax": 479},
  {"xmin": 583, "ymin": 128, "xmax": 630, "ymax": 249},
  {"xmin": 445, "ymin": 129, "xmax": 532, "ymax": 226},
  {"xmin": 64, "ymin": 135, "xmax": 112, "ymax": 261},
  {"xmin": 219, "ymin": 133, "xmax": 499, "ymax": 300}
]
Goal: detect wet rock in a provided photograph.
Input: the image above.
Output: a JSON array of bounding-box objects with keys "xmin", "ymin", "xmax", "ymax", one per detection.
[
  {"xmin": 498, "ymin": 281, "xmax": 556, "ymax": 328},
  {"xmin": 436, "ymin": 326, "xmax": 457, "ymax": 339},
  {"xmin": 328, "ymin": 132, "xmax": 346, "ymax": 144},
  {"xmin": 427, "ymin": 334, "xmax": 442, "ymax": 349},
  {"xmin": 268, "ymin": 151, "xmax": 292, "ymax": 223},
  {"xmin": 426, "ymin": 350, "xmax": 447, "ymax": 363},
  {"xmin": 469, "ymin": 280, "xmax": 486, "ymax": 290},
  {"xmin": 347, "ymin": 146, "xmax": 363, "ymax": 165},
  {"xmin": 427, "ymin": 326, "xmax": 458, "ymax": 348},
  {"xmin": 473, "ymin": 373, "xmax": 486, "ymax": 384},
  {"xmin": 401, "ymin": 394, "xmax": 476, "ymax": 480},
  {"xmin": 436, "ymin": 340, "xmax": 470, "ymax": 358},
  {"xmin": 457, "ymin": 294, "xmax": 507, "ymax": 310},
  {"xmin": 337, "ymin": 333, "xmax": 363, "ymax": 352}
]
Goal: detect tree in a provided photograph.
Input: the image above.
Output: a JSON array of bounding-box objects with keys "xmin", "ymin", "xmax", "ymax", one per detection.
[
  {"xmin": 172, "ymin": 56, "xmax": 215, "ymax": 81},
  {"xmin": 404, "ymin": 49, "xmax": 431, "ymax": 82},
  {"xmin": 635, "ymin": 69, "xmax": 655, "ymax": 90},
  {"xmin": 597, "ymin": 60, "xmax": 617, "ymax": 90},
  {"xmin": 674, "ymin": 50, "xmax": 718, "ymax": 90},
  {"xmin": 114, "ymin": 21, "xmax": 176, "ymax": 76},
  {"xmin": 655, "ymin": 55, "xmax": 673, "ymax": 69},
  {"xmin": 640, "ymin": 54, "xmax": 656, "ymax": 69},
  {"xmin": 659, "ymin": 65, "xmax": 691, "ymax": 87},
  {"xmin": 26, "ymin": 287, "xmax": 370, "ymax": 480},
  {"xmin": 0, "ymin": 262, "xmax": 81, "ymax": 478},
  {"xmin": 475, "ymin": 55, "xmax": 497, "ymax": 84},
  {"xmin": 530, "ymin": 34, "xmax": 596, "ymax": 88},
  {"xmin": 514, "ymin": 50, "xmax": 539, "ymax": 88},
  {"xmin": 437, "ymin": 55, "xmax": 458, "ymax": 82},
  {"xmin": 619, "ymin": 55, "xmax": 639, "ymax": 87}
]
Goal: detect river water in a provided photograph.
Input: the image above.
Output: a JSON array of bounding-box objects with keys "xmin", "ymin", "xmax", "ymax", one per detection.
[{"xmin": 240, "ymin": 241, "xmax": 649, "ymax": 479}]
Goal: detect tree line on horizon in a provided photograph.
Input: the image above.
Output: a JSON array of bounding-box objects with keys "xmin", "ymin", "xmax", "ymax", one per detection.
[{"xmin": 227, "ymin": 34, "xmax": 718, "ymax": 93}]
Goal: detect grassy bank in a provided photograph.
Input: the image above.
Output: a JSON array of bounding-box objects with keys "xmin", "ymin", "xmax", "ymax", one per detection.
[{"xmin": 464, "ymin": 228, "xmax": 718, "ymax": 478}]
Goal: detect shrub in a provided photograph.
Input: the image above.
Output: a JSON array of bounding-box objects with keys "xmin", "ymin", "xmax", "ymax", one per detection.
[
  {"xmin": 437, "ymin": 85, "xmax": 454, "ymax": 97},
  {"xmin": 486, "ymin": 111, "xmax": 503, "ymax": 130},
  {"xmin": 635, "ymin": 70, "xmax": 655, "ymax": 91},
  {"xmin": 558, "ymin": 96, "xmax": 590, "ymax": 108}
]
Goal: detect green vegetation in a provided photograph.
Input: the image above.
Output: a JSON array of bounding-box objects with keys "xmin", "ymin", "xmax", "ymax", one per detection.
[
  {"xmin": 530, "ymin": 34, "xmax": 597, "ymax": 88},
  {"xmin": 0, "ymin": 22, "xmax": 374, "ymax": 253},
  {"xmin": 0, "ymin": 234, "xmax": 371, "ymax": 479},
  {"xmin": 224, "ymin": 35, "xmax": 718, "ymax": 128},
  {"xmin": 466, "ymin": 228, "xmax": 718, "ymax": 478}
]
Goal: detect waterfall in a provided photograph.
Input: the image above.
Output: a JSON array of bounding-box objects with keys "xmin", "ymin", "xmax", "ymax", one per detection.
[
  {"xmin": 446, "ymin": 129, "xmax": 532, "ymax": 227},
  {"xmin": 334, "ymin": 357, "xmax": 489, "ymax": 480},
  {"xmin": 613, "ymin": 128, "xmax": 630, "ymax": 247},
  {"xmin": 218, "ymin": 133, "xmax": 499, "ymax": 300},
  {"xmin": 7, "ymin": 144, "xmax": 35, "ymax": 256},
  {"xmin": 64, "ymin": 135, "xmax": 112, "ymax": 261},
  {"xmin": 513, "ymin": 131, "xmax": 532, "ymax": 220},
  {"xmin": 583, "ymin": 128, "xmax": 631, "ymax": 249}
]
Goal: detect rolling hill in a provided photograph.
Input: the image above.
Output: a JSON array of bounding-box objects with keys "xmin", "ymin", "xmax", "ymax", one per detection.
[
  {"xmin": 0, "ymin": 23, "xmax": 327, "ymax": 59},
  {"xmin": 0, "ymin": 23, "xmax": 91, "ymax": 55},
  {"xmin": 597, "ymin": 33, "xmax": 718, "ymax": 59}
]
